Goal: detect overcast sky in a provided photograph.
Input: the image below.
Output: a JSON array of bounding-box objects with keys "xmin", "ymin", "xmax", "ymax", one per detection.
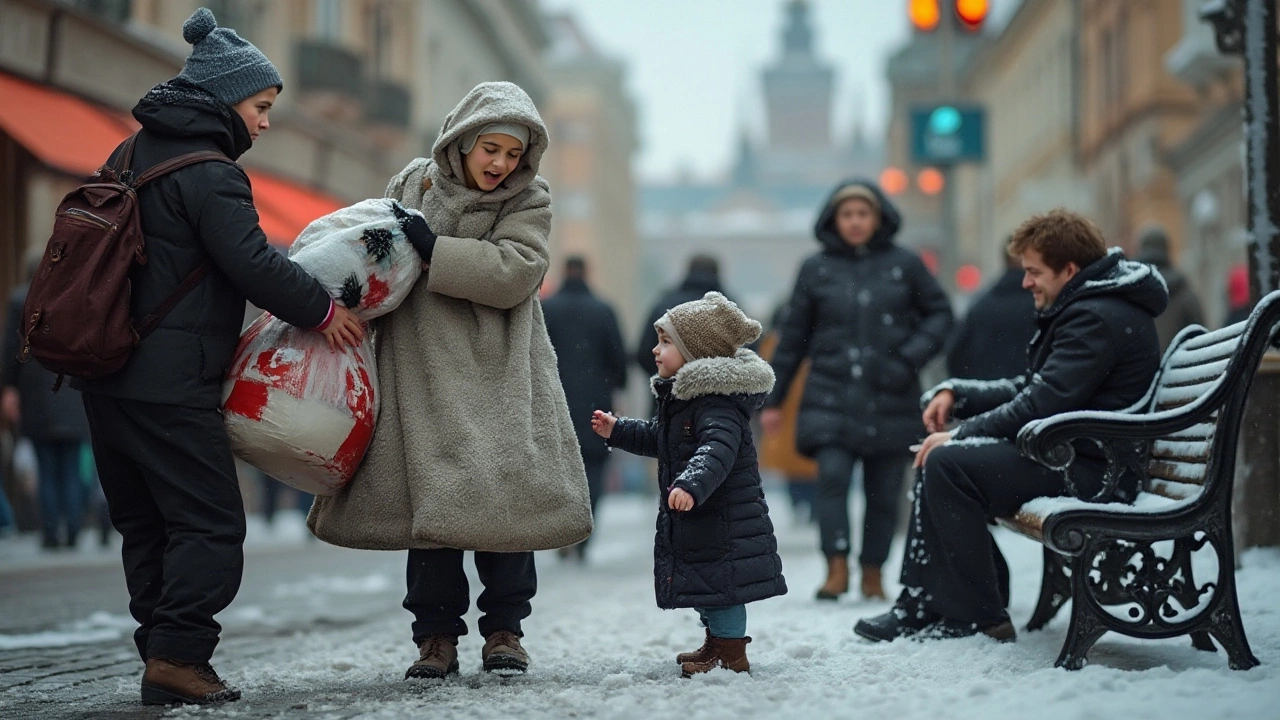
[{"xmin": 538, "ymin": 0, "xmax": 911, "ymax": 184}]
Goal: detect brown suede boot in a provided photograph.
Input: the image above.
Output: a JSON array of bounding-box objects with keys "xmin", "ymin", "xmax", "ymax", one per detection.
[
  {"xmin": 140, "ymin": 658, "xmax": 241, "ymax": 705},
  {"xmin": 680, "ymin": 636, "xmax": 751, "ymax": 677},
  {"xmin": 405, "ymin": 636, "xmax": 459, "ymax": 679},
  {"xmin": 482, "ymin": 630, "xmax": 529, "ymax": 673},
  {"xmin": 675, "ymin": 629, "xmax": 715, "ymax": 665},
  {"xmin": 815, "ymin": 555, "xmax": 849, "ymax": 600},
  {"xmin": 860, "ymin": 565, "xmax": 887, "ymax": 600}
]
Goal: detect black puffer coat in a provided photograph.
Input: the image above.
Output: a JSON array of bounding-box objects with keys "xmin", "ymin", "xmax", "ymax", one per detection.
[
  {"xmin": 767, "ymin": 180, "xmax": 954, "ymax": 456},
  {"xmin": 945, "ymin": 268, "xmax": 1037, "ymax": 381},
  {"xmin": 2, "ymin": 286, "xmax": 90, "ymax": 441},
  {"xmin": 76, "ymin": 79, "xmax": 331, "ymax": 409},
  {"xmin": 609, "ymin": 350, "xmax": 787, "ymax": 609},
  {"xmin": 933, "ymin": 250, "xmax": 1168, "ymax": 444}
]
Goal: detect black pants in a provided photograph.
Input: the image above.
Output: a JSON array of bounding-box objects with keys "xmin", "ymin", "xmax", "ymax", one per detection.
[
  {"xmin": 404, "ymin": 549, "xmax": 536, "ymax": 642},
  {"xmin": 82, "ymin": 395, "xmax": 245, "ymax": 664},
  {"xmin": 814, "ymin": 447, "xmax": 908, "ymax": 566},
  {"xmin": 899, "ymin": 440, "xmax": 1099, "ymax": 626}
]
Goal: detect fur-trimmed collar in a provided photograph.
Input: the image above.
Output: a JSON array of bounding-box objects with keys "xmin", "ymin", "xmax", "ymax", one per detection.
[{"xmin": 651, "ymin": 349, "xmax": 775, "ymax": 402}]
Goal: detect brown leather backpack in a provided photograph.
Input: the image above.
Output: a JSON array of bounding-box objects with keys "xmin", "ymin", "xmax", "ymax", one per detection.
[{"xmin": 17, "ymin": 132, "xmax": 234, "ymax": 388}]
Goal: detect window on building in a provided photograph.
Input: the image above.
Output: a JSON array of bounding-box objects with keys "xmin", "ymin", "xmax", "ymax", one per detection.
[
  {"xmin": 315, "ymin": 0, "xmax": 342, "ymax": 40},
  {"xmin": 68, "ymin": 0, "xmax": 131, "ymax": 23},
  {"xmin": 205, "ymin": 0, "xmax": 263, "ymax": 42},
  {"xmin": 368, "ymin": 0, "xmax": 393, "ymax": 77}
]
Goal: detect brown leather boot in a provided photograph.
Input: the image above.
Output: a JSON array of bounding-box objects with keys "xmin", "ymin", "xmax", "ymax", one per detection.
[
  {"xmin": 482, "ymin": 630, "xmax": 529, "ymax": 673},
  {"xmin": 675, "ymin": 629, "xmax": 715, "ymax": 664},
  {"xmin": 815, "ymin": 555, "xmax": 849, "ymax": 600},
  {"xmin": 860, "ymin": 565, "xmax": 887, "ymax": 600},
  {"xmin": 140, "ymin": 658, "xmax": 241, "ymax": 705},
  {"xmin": 405, "ymin": 636, "xmax": 459, "ymax": 679},
  {"xmin": 680, "ymin": 636, "xmax": 751, "ymax": 677}
]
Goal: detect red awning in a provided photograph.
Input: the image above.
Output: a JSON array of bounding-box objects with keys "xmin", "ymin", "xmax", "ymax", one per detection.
[{"xmin": 0, "ymin": 71, "xmax": 344, "ymax": 246}]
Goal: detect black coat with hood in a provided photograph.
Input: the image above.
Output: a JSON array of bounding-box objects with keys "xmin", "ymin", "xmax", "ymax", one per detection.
[
  {"xmin": 609, "ymin": 350, "xmax": 788, "ymax": 609},
  {"xmin": 926, "ymin": 250, "xmax": 1168, "ymax": 499},
  {"xmin": 945, "ymin": 267, "xmax": 1037, "ymax": 381},
  {"xmin": 767, "ymin": 179, "xmax": 954, "ymax": 457},
  {"xmin": 76, "ymin": 79, "xmax": 332, "ymax": 409}
]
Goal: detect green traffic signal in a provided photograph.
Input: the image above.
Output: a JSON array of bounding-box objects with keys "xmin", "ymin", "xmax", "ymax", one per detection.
[{"xmin": 928, "ymin": 106, "xmax": 962, "ymax": 135}]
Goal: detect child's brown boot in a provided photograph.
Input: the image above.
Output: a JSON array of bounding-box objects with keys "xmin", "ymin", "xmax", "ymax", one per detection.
[
  {"xmin": 675, "ymin": 629, "xmax": 714, "ymax": 664},
  {"xmin": 680, "ymin": 636, "xmax": 751, "ymax": 677},
  {"xmin": 861, "ymin": 565, "xmax": 887, "ymax": 600},
  {"xmin": 815, "ymin": 555, "xmax": 849, "ymax": 600}
]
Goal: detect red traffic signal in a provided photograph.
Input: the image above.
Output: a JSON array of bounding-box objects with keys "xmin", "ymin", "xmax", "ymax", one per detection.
[
  {"xmin": 909, "ymin": 0, "xmax": 940, "ymax": 32},
  {"xmin": 954, "ymin": 0, "xmax": 989, "ymax": 31}
]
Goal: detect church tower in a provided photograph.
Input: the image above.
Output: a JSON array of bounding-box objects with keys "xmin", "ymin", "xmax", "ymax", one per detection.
[{"xmin": 761, "ymin": 0, "xmax": 834, "ymax": 151}]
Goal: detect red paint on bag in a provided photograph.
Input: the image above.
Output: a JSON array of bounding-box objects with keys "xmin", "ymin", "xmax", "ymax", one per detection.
[
  {"xmin": 229, "ymin": 314, "xmax": 271, "ymax": 378},
  {"xmin": 223, "ymin": 380, "xmax": 269, "ymax": 421},
  {"xmin": 365, "ymin": 274, "xmax": 390, "ymax": 309},
  {"xmin": 325, "ymin": 361, "xmax": 375, "ymax": 479}
]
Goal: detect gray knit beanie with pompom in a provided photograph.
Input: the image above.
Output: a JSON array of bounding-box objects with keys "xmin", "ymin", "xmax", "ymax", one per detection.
[
  {"xmin": 177, "ymin": 7, "xmax": 282, "ymax": 106},
  {"xmin": 656, "ymin": 292, "xmax": 762, "ymax": 362}
]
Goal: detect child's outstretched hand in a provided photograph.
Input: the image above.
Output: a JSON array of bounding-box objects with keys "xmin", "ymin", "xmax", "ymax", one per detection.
[
  {"xmin": 668, "ymin": 487, "xmax": 694, "ymax": 512},
  {"xmin": 591, "ymin": 410, "xmax": 616, "ymax": 439}
]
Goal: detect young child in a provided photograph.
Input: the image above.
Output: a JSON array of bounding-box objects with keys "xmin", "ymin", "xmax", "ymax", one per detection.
[{"xmin": 592, "ymin": 292, "xmax": 787, "ymax": 676}]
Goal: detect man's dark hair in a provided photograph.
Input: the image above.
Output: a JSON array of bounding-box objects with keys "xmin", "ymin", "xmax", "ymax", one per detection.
[
  {"xmin": 688, "ymin": 254, "xmax": 719, "ymax": 276},
  {"xmin": 564, "ymin": 255, "xmax": 586, "ymax": 278},
  {"xmin": 1008, "ymin": 210, "xmax": 1107, "ymax": 273}
]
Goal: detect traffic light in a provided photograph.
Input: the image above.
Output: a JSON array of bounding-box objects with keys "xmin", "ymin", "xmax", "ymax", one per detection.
[
  {"xmin": 954, "ymin": 0, "xmax": 989, "ymax": 32},
  {"xmin": 909, "ymin": 0, "xmax": 940, "ymax": 32},
  {"xmin": 908, "ymin": 0, "xmax": 989, "ymax": 33}
]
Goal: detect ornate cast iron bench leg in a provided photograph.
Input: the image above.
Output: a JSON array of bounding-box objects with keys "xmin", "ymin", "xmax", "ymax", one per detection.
[
  {"xmin": 1205, "ymin": 528, "xmax": 1261, "ymax": 670},
  {"xmin": 1055, "ymin": 554, "xmax": 1108, "ymax": 670},
  {"xmin": 1027, "ymin": 547, "xmax": 1071, "ymax": 631}
]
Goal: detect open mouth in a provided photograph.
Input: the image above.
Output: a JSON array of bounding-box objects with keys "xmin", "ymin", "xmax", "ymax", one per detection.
[{"xmin": 483, "ymin": 171, "xmax": 503, "ymax": 184}]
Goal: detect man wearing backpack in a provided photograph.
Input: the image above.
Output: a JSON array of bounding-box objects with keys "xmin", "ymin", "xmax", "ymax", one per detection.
[{"xmin": 68, "ymin": 8, "xmax": 362, "ymax": 706}]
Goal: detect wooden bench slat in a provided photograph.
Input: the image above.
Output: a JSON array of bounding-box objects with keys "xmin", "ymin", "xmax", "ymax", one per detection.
[
  {"xmin": 1148, "ymin": 459, "xmax": 1209, "ymax": 485},
  {"xmin": 1151, "ymin": 439, "xmax": 1212, "ymax": 463},
  {"xmin": 1161, "ymin": 358, "xmax": 1231, "ymax": 386}
]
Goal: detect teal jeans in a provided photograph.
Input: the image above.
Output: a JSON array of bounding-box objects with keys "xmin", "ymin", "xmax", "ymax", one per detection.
[{"xmin": 696, "ymin": 605, "xmax": 746, "ymax": 639}]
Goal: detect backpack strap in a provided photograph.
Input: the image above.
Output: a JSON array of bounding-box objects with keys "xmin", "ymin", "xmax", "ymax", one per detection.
[
  {"xmin": 135, "ymin": 261, "xmax": 213, "ymax": 341},
  {"xmin": 128, "ymin": 149, "xmax": 238, "ymax": 339},
  {"xmin": 133, "ymin": 150, "xmax": 235, "ymax": 189}
]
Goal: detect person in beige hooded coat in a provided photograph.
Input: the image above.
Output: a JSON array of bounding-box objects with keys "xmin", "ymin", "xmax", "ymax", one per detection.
[{"xmin": 308, "ymin": 82, "xmax": 591, "ymax": 678}]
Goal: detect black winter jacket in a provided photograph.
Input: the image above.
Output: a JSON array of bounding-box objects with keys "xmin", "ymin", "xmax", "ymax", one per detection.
[
  {"xmin": 2, "ymin": 286, "xmax": 90, "ymax": 441},
  {"xmin": 75, "ymin": 80, "xmax": 332, "ymax": 408},
  {"xmin": 767, "ymin": 179, "xmax": 954, "ymax": 456},
  {"xmin": 945, "ymin": 268, "xmax": 1037, "ymax": 381},
  {"xmin": 541, "ymin": 277, "xmax": 628, "ymax": 461},
  {"xmin": 609, "ymin": 350, "xmax": 787, "ymax": 609},
  {"xmin": 929, "ymin": 250, "xmax": 1167, "ymax": 476}
]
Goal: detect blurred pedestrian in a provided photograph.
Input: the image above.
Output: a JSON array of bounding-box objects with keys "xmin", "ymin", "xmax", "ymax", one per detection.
[
  {"xmin": 762, "ymin": 179, "xmax": 953, "ymax": 601},
  {"xmin": 258, "ymin": 471, "xmax": 313, "ymax": 527},
  {"xmin": 758, "ymin": 301, "xmax": 818, "ymax": 523},
  {"xmin": 1225, "ymin": 264, "xmax": 1253, "ymax": 326},
  {"xmin": 309, "ymin": 81, "xmax": 589, "ymax": 682},
  {"xmin": 3, "ymin": 254, "xmax": 92, "ymax": 550},
  {"xmin": 945, "ymin": 247, "xmax": 1036, "ymax": 381},
  {"xmin": 76, "ymin": 8, "xmax": 362, "ymax": 706},
  {"xmin": 636, "ymin": 255, "xmax": 731, "ymax": 413},
  {"xmin": 0, "ymin": 434, "xmax": 15, "ymax": 538},
  {"xmin": 592, "ymin": 291, "xmax": 786, "ymax": 677},
  {"xmin": 541, "ymin": 256, "xmax": 627, "ymax": 562},
  {"xmin": 1135, "ymin": 225, "xmax": 1205, "ymax": 352}
]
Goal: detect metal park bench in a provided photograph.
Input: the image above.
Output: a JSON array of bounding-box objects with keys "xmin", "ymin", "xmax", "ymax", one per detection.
[{"xmin": 996, "ymin": 290, "xmax": 1280, "ymax": 670}]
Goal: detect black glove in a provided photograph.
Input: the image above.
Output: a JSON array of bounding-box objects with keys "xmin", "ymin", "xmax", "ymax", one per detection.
[{"xmin": 391, "ymin": 200, "xmax": 436, "ymax": 264}]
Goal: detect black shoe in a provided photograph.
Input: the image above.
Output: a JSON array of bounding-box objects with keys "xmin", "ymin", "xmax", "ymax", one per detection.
[
  {"xmin": 854, "ymin": 605, "xmax": 938, "ymax": 642},
  {"xmin": 920, "ymin": 616, "xmax": 1017, "ymax": 643}
]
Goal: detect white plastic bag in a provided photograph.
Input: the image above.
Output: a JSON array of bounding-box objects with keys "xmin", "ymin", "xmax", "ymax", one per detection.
[{"xmin": 222, "ymin": 199, "xmax": 424, "ymax": 495}]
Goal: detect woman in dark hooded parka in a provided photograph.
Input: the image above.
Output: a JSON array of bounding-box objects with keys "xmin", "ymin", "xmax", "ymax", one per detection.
[{"xmin": 762, "ymin": 180, "xmax": 953, "ymax": 601}]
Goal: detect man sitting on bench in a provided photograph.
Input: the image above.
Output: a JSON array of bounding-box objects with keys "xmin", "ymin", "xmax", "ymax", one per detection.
[{"xmin": 855, "ymin": 209, "xmax": 1169, "ymax": 643}]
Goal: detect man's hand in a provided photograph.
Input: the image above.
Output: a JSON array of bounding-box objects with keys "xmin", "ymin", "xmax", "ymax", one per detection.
[
  {"xmin": 320, "ymin": 305, "xmax": 365, "ymax": 351},
  {"xmin": 1, "ymin": 387, "xmax": 18, "ymax": 426},
  {"xmin": 913, "ymin": 431, "xmax": 954, "ymax": 469},
  {"xmin": 668, "ymin": 487, "xmax": 694, "ymax": 511},
  {"xmin": 591, "ymin": 410, "xmax": 617, "ymax": 439},
  {"xmin": 922, "ymin": 389, "xmax": 956, "ymax": 433},
  {"xmin": 760, "ymin": 408, "xmax": 783, "ymax": 436}
]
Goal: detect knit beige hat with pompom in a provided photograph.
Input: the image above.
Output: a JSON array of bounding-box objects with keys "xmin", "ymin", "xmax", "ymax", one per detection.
[{"xmin": 655, "ymin": 292, "xmax": 762, "ymax": 362}]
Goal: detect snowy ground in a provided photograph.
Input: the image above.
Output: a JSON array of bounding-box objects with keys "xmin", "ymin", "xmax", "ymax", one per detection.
[{"xmin": 1, "ymin": 487, "xmax": 1277, "ymax": 719}]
